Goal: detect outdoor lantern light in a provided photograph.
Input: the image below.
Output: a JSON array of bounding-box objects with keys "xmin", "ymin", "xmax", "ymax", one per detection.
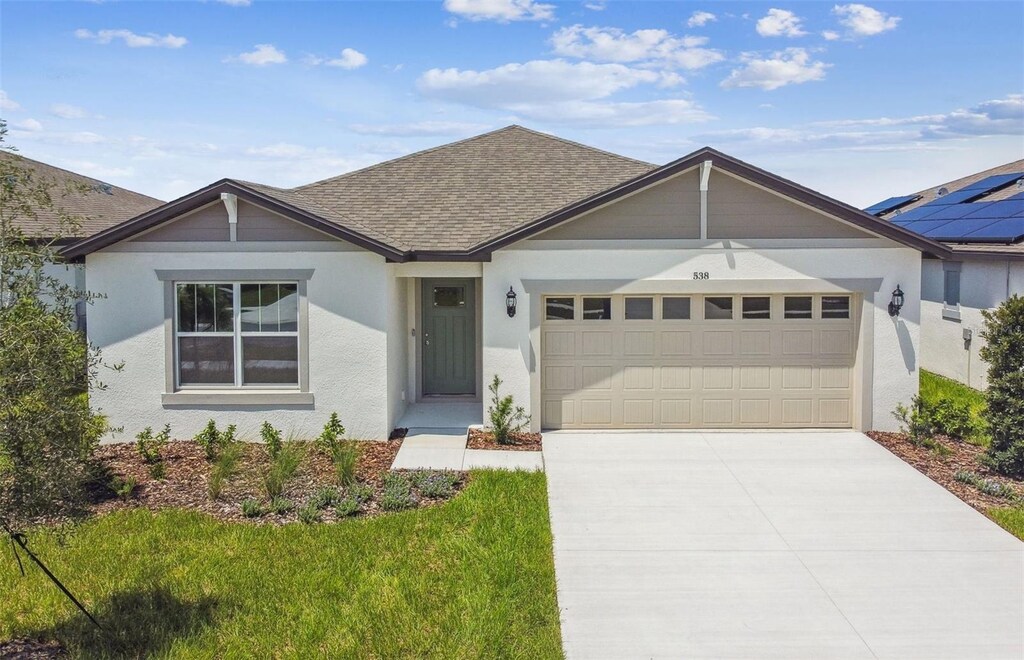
[
  {"xmin": 888, "ymin": 284, "xmax": 905, "ymax": 317},
  {"xmin": 505, "ymin": 286, "xmax": 517, "ymax": 318}
]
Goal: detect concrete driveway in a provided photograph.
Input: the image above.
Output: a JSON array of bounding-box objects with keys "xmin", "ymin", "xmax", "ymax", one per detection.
[{"xmin": 543, "ymin": 431, "xmax": 1023, "ymax": 659}]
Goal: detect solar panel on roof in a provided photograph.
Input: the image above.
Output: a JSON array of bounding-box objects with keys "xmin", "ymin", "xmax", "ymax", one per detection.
[
  {"xmin": 890, "ymin": 206, "xmax": 943, "ymax": 222},
  {"xmin": 903, "ymin": 218, "xmax": 958, "ymax": 235},
  {"xmin": 960, "ymin": 199, "xmax": 1024, "ymax": 219},
  {"xmin": 960, "ymin": 218, "xmax": 1024, "ymax": 242},
  {"xmin": 923, "ymin": 218, "xmax": 1002, "ymax": 240},
  {"xmin": 912, "ymin": 204, "xmax": 985, "ymax": 221},
  {"xmin": 926, "ymin": 189, "xmax": 980, "ymax": 205},
  {"xmin": 1006, "ymin": 191, "xmax": 1024, "ymax": 202},
  {"xmin": 864, "ymin": 194, "xmax": 920, "ymax": 215},
  {"xmin": 961, "ymin": 173, "xmax": 1023, "ymax": 191}
]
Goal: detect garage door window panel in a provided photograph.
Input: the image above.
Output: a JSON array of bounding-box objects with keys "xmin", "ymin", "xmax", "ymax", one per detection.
[
  {"xmin": 583, "ymin": 297, "xmax": 612, "ymax": 320},
  {"xmin": 784, "ymin": 296, "xmax": 813, "ymax": 320},
  {"xmin": 704, "ymin": 296, "xmax": 734, "ymax": 320},
  {"xmin": 662, "ymin": 297, "xmax": 691, "ymax": 320},
  {"xmin": 821, "ymin": 295, "xmax": 851, "ymax": 320},
  {"xmin": 742, "ymin": 297, "xmax": 771, "ymax": 320},
  {"xmin": 625, "ymin": 297, "xmax": 654, "ymax": 320},
  {"xmin": 545, "ymin": 297, "xmax": 575, "ymax": 321}
]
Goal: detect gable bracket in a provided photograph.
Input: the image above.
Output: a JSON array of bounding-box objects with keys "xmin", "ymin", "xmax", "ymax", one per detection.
[
  {"xmin": 220, "ymin": 192, "xmax": 238, "ymax": 242},
  {"xmin": 699, "ymin": 159, "xmax": 713, "ymax": 239}
]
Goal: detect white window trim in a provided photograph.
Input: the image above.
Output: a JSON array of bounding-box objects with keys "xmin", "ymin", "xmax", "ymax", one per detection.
[{"xmin": 157, "ymin": 269, "xmax": 313, "ymax": 406}]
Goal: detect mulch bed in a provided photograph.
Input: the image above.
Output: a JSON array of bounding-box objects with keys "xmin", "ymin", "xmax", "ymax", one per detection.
[
  {"xmin": 467, "ymin": 428, "xmax": 542, "ymax": 451},
  {"xmin": 72, "ymin": 439, "xmax": 466, "ymax": 525},
  {"xmin": 867, "ymin": 431, "xmax": 1023, "ymax": 512},
  {"xmin": 0, "ymin": 639, "xmax": 66, "ymax": 659}
]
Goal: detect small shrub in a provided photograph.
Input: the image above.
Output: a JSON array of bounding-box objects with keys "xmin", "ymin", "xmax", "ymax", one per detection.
[
  {"xmin": 954, "ymin": 469, "xmax": 981, "ymax": 486},
  {"xmin": 332, "ymin": 442, "xmax": 361, "ymax": 488},
  {"xmin": 110, "ymin": 476, "xmax": 137, "ymax": 501},
  {"xmin": 269, "ymin": 496, "xmax": 293, "ymax": 515},
  {"xmin": 347, "ymin": 482, "xmax": 374, "ymax": 504},
  {"xmin": 979, "ymin": 295, "xmax": 1024, "ymax": 476},
  {"xmin": 380, "ymin": 472, "xmax": 415, "ymax": 511},
  {"xmin": 316, "ymin": 413, "xmax": 347, "ymax": 454},
  {"xmin": 194, "ymin": 419, "xmax": 221, "ymax": 461},
  {"xmin": 260, "ymin": 421, "xmax": 283, "ymax": 459},
  {"xmin": 297, "ymin": 501, "xmax": 322, "ymax": 524},
  {"xmin": 263, "ymin": 443, "xmax": 303, "ymax": 499},
  {"xmin": 148, "ymin": 461, "xmax": 167, "ymax": 481},
  {"xmin": 487, "ymin": 375, "xmax": 530, "ymax": 445},
  {"xmin": 135, "ymin": 424, "xmax": 171, "ymax": 464},
  {"xmin": 311, "ymin": 486, "xmax": 339, "ymax": 510},
  {"xmin": 930, "ymin": 398, "xmax": 984, "ymax": 441},
  {"xmin": 412, "ymin": 470, "xmax": 459, "ymax": 499},
  {"xmin": 893, "ymin": 396, "xmax": 936, "ymax": 444},
  {"xmin": 335, "ymin": 497, "xmax": 360, "ymax": 517},
  {"xmin": 241, "ymin": 498, "xmax": 264, "ymax": 518},
  {"xmin": 978, "ymin": 479, "xmax": 1016, "ymax": 499},
  {"xmin": 209, "ymin": 441, "xmax": 243, "ymax": 500}
]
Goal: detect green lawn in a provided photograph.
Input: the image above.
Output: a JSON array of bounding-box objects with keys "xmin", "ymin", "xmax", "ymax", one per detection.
[
  {"xmin": 988, "ymin": 507, "xmax": 1024, "ymax": 541},
  {"xmin": 1, "ymin": 471, "xmax": 563, "ymax": 659}
]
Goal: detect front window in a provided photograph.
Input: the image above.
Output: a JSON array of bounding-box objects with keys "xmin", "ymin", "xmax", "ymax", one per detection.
[{"xmin": 176, "ymin": 282, "xmax": 299, "ymax": 387}]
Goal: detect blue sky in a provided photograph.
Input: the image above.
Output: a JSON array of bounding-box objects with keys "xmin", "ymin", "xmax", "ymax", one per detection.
[{"xmin": 2, "ymin": 0, "xmax": 1022, "ymax": 206}]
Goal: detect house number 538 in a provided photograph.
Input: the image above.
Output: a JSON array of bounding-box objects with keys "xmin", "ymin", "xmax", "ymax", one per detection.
[{"xmin": 693, "ymin": 271, "xmax": 710, "ymax": 280}]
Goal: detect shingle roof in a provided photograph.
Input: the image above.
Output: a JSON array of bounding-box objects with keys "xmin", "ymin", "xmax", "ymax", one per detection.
[
  {"xmin": 255, "ymin": 125, "xmax": 656, "ymax": 252},
  {"xmin": 1, "ymin": 151, "xmax": 163, "ymax": 239}
]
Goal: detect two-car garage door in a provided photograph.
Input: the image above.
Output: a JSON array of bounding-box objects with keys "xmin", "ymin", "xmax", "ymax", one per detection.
[{"xmin": 541, "ymin": 293, "xmax": 858, "ymax": 429}]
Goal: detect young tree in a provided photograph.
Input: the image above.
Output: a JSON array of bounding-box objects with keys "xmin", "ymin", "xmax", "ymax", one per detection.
[
  {"xmin": 979, "ymin": 294, "xmax": 1024, "ymax": 476},
  {"xmin": 0, "ymin": 121, "xmax": 113, "ymax": 533}
]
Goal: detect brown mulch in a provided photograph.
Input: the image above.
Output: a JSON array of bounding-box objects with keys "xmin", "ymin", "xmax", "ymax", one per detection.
[
  {"xmin": 74, "ymin": 438, "xmax": 465, "ymax": 525},
  {"xmin": 467, "ymin": 428, "xmax": 542, "ymax": 451},
  {"xmin": 867, "ymin": 431, "xmax": 1023, "ymax": 512},
  {"xmin": 0, "ymin": 639, "xmax": 67, "ymax": 659}
]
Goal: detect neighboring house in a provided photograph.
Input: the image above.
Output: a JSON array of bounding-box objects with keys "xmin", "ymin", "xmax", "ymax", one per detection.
[
  {"xmin": 61, "ymin": 126, "xmax": 949, "ymax": 440},
  {"xmin": 1, "ymin": 152, "xmax": 163, "ymax": 327},
  {"xmin": 868, "ymin": 161, "xmax": 1024, "ymax": 390}
]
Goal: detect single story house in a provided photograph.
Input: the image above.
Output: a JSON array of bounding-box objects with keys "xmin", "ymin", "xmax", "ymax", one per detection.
[
  {"xmin": 869, "ymin": 161, "xmax": 1024, "ymax": 390},
  {"xmin": 1, "ymin": 151, "xmax": 162, "ymax": 328},
  {"xmin": 61, "ymin": 126, "xmax": 950, "ymax": 440}
]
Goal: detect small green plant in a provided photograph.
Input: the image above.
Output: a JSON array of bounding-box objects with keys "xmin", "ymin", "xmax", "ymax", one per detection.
[
  {"xmin": 380, "ymin": 472, "xmax": 415, "ymax": 511},
  {"xmin": 893, "ymin": 396, "xmax": 937, "ymax": 444},
  {"xmin": 347, "ymin": 482, "xmax": 374, "ymax": 504},
  {"xmin": 269, "ymin": 496, "xmax": 293, "ymax": 515},
  {"xmin": 135, "ymin": 424, "xmax": 171, "ymax": 464},
  {"xmin": 930, "ymin": 398, "xmax": 984, "ymax": 441},
  {"xmin": 148, "ymin": 461, "xmax": 167, "ymax": 481},
  {"xmin": 209, "ymin": 441, "xmax": 244, "ymax": 500},
  {"xmin": 978, "ymin": 479, "xmax": 1017, "ymax": 499},
  {"xmin": 334, "ymin": 497, "xmax": 360, "ymax": 517},
  {"xmin": 316, "ymin": 413, "xmax": 347, "ymax": 453},
  {"xmin": 412, "ymin": 470, "xmax": 460, "ymax": 499},
  {"xmin": 241, "ymin": 498, "xmax": 264, "ymax": 518},
  {"xmin": 260, "ymin": 421, "xmax": 283, "ymax": 459},
  {"xmin": 487, "ymin": 375, "xmax": 530, "ymax": 445},
  {"xmin": 195, "ymin": 420, "xmax": 220, "ymax": 460},
  {"xmin": 954, "ymin": 469, "xmax": 981, "ymax": 486},
  {"xmin": 332, "ymin": 442, "xmax": 361, "ymax": 488},
  {"xmin": 311, "ymin": 486, "xmax": 339, "ymax": 509},
  {"xmin": 263, "ymin": 442, "xmax": 303, "ymax": 499},
  {"xmin": 110, "ymin": 476, "xmax": 137, "ymax": 501},
  {"xmin": 297, "ymin": 500, "xmax": 322, "ymax": 524}
]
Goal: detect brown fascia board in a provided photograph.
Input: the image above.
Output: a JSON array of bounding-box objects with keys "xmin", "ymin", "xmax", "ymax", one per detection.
[
  {"xmin": 59, "ymin": 179, "xmax": 407, "ymax": 261},
  {"xmin": 468, "ymin": 147, "xmax": 954, "ymax": 260}
]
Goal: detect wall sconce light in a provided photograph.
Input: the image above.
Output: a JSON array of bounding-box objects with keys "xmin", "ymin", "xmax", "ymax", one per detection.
[
  {"xmin": 888, "ymin": 285, "xmax": 904, "ymax": 317},
  {"xmin": 505, "ymin": 286, "xmax": 517, "ymax": 318}
]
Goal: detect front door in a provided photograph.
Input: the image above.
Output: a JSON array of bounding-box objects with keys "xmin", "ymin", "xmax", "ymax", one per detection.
[{"xmin": 421, "ymin": 278, "xmax": 476, "ymax": 395}]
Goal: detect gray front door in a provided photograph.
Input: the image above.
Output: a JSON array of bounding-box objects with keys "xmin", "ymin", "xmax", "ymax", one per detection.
[{"xmin": 422, "ymin": 278, "xmax": 476, "ymax": 395}]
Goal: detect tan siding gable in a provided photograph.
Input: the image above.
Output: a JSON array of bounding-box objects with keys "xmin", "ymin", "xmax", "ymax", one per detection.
[
  {"xmin": 535, "ymin": 168, "xmax": 701, "ymax": 240},
  {"xmin": 130, "ymin": 200, "xmax": 345, "ymax": 243},
  {"xmin": 708, "ymin": 172, "xmax": 874, "ymax": 240}
]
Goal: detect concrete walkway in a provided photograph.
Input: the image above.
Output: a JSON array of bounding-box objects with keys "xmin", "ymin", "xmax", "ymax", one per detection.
[
  {"xmin": 543, "ymin": 431, "xmax": 1023, "ymax": 659},
  {"xmin": 391, "ymin": 401, "xmax": 543, "ymax": 471}
]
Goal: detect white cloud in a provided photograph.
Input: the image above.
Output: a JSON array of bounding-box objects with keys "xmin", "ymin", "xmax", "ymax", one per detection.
[
  {"xmin": 417, "ymin": 59, "xmax": 711, "ymax": 127},
  {"xmin": 832, "ymin": 4, "xmax": 900, "ymax": 37},
  {"xmin": 0, "ymin": 91, "xmax": 20, "ymax": 111},
  {"xmin": 348, "ymin": 121, "xmax": 492, "ymax": 137},
  {"xmin": 13, "ymin": 118, "xmax": 43, "ymax": 132},
  {"xmin": 61, "ymin": 160, "xmax": 134, "ymax": 179},
  {"xmin": 687, "ymin": 11, "xmax": 717, "ymax": 28},
  {"xmin": 584, "ymin": 1, "xmax": 606, "ymax": 10},
  {"xmin": 443, "ymin": 0, "xmax": 554, "ymax": 22},
  {"xmin": 756, "ymin": 8, "xmax": 807, "ymax": 37},
  {"xmin": 819, "ymin": 95, "xmax": 1024, "ymax": 139},
  {"xmin": 550, "ymin": 25, "xmax": 724, "ymax": 70},
  {"xmin": 217, "ymin": 0, "xmax": 252, "ymax": 5},
  {"xmin": 822, "ymin": 30, "xmax": 840, "ymax": 40},
  {"xmin": 327, "ymin": 48, "xmax": 368, "ymax": 69},
  {"xmin": 74, "ymin": 28, "xmax": 187, "ymax": 48},
  {"xmin": 49, "ymin": 103, "xmax": 89, "ymax": 119},
  {"xmin": 228, "ymin": 44, "xmax": 287, "ymax": 66},
  {"xmin": 721, "ymin": 48, "xmax": 829, "ymax": 91}
]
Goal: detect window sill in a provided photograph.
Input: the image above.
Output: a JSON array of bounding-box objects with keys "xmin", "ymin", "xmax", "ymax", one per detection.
[
  {"xmin": 942, "ymin": 306, "xmax": 962, "ymax": 322},
  {"xmin": 162, "ymin": 390, "xmax": 314, "ymax": 406}
]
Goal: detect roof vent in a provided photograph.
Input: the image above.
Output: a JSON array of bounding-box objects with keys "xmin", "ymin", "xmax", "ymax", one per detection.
[
  {"xmin": 93, "ymin": 183, "xmax": 114, "ymax": 195},
  {"xmin": 936, "ymin": 186, "xmax": 949, "ymax": 196}
]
